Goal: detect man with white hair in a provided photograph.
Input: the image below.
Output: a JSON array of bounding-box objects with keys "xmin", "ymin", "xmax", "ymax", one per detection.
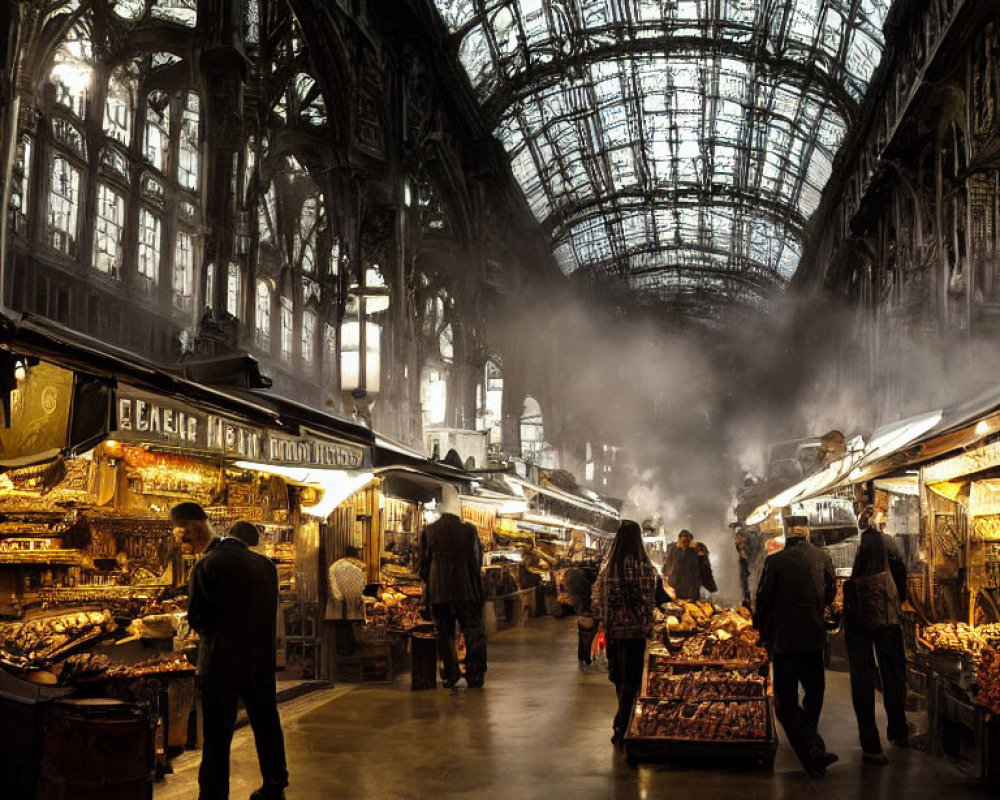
[{"xmin": 418, "ymin": 485, "xmax": 486, "ymax": 688}]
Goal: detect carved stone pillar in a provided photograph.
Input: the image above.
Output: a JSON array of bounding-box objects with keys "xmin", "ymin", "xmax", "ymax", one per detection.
[{"xmin": 196, "ymin": 40, "xmax": 245, "ymax": 353}]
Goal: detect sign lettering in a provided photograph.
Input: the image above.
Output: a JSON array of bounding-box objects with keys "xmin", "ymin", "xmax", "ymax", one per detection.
[{"xmin": 115, "ymin": 387, "xmax": 367, "ymax": 469}]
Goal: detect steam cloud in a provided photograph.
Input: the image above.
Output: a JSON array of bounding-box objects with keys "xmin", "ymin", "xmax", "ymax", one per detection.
[{"xmin": 490, "ymin": 276, "xmax": 1000, "ymax": 604}]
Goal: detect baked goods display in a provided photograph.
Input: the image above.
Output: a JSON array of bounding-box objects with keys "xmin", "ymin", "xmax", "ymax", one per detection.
[
  {"xmin": 366, "ymin": 586, "xmax": 425, "ymax": 631},
  {"xmin": 977, "ymin": 646, "xmax": 1000, "ymax": 715},
  {"xmin": 632, "ymin": 699, "xmax": 769, "ymax": 741},
  {"xmin": 58, "ymin": 652, "xmax": 195, "ymax": 685},
  {"xmin": 654, "ymin": 602, "xmax": 767, "ymax": 663},
  {"xmin": 645, "ymin": 668, "xmax": 766, "ymax": 700},
  {"xmin": 627, "ymin": 604, "xmax": 775, "ymax": 765},
  {"xmin": 919, "ymin": 622, "xmax": 988, "ymax": 663},
  {"xmin": 0, "ymin": 610, "xmax": 115, "ymax": 668}
]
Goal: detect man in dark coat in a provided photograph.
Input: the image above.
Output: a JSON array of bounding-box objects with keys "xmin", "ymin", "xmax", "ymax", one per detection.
[
  {"xmin": 663, "ymin": 529, "xmax": 717, "ymax": 600},
  {"xmin": 754, "ymin": 518, "xmax": 838, "ymax": 778},
  {"xmin": 172, "ymin": 503, "xmax": 288, "ymax": 800},
  {"xmin": 844, "ymin": 509, "xmax": 910, "ymax": 763},
  {"xmin": 418, "ymin": 486, "xmax": 486, "ymax": 688}
]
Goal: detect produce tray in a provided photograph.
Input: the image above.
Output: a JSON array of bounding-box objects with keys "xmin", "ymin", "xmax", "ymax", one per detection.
[
  {"xmin": 624, "ymin": 698, "xmax": 777, "ymax": 769},
  {"xmin": 640, "ymin": 649, "xmax": 770, "ymax": 700}
]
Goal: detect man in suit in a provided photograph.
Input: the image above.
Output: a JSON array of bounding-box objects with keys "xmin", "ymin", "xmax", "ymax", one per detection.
[
  {"xmin": 172, "ymin": 503, "xmax": 288, "ymax": 800},
  {"xmin": 418, "ymin": 486, "xmax": 486, "ymax": 688}
]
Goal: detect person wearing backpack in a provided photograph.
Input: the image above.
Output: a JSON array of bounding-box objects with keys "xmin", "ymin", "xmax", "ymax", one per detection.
[{"xmin": 843, "ymin": 508, "xmax": 910, "ymax": 764}]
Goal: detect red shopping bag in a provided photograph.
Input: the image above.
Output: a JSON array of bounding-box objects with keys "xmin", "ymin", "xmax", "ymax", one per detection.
[{"xmin": 591, "ymin": 629, "xmax": 607, "ymax": 662}]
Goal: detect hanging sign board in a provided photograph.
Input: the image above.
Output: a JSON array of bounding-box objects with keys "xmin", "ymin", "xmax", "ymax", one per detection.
[
  {"xmin": 115, "ymin": 386, "xmax": 368, "ymax": 469},
  {"xmin": 0, "ymin": 361, "xmax": 74, "ymax": 466}
]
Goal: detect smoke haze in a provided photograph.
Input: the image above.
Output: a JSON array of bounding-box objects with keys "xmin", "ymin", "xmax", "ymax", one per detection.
[{"xmin": 493, "ymin": 277, "xmax": 1000, "ymax": 604}]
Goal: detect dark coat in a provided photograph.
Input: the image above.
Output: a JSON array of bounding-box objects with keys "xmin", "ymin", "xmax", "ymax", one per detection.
[
  {"xmin": 187, "ymin": 537, "xmax": 279, "ymax": 678},
  {"xmin": 851, "ymin": 528, "xmax": 907, "ymax": 599},
  {"xmin": 844, "ymin": 528, "xmax": 907, "ymax": 630},
  {"xmin": 664, "ymin": 542, "xmax": 717, "ymax": 600},
  {"xmin": 753, "ymin": 537, "xmax": 835, "ymax": 655},
  {"xmin": 418, "ymin": 513, "xmax": 484, "ymax": 605},
  {"xmin": 564, "ymin": 566, "xmax": 593, "ymax": 613}
]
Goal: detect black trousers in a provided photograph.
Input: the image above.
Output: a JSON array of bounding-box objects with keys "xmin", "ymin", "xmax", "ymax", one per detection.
[
  {"xmin": 577, "ymin": 615, "xmax": 597, "ymax": 664},
  {"xmin": 199, "ymin": 670, "xmax": 288, "ymax": 800},
  {"xmin": 845, "ymin": 622, "xmax": 909, "ymax": 753},
  {"xmin": 433, "ymin": 602, "xmax": 487, "ymax": 686},
  {"xmin": 772, "ymin": 649, "xmax": 828, "ymax": 772},
  {"xmin": 607, "ymin": 638, "xmax": 646, "ymax": 737}
]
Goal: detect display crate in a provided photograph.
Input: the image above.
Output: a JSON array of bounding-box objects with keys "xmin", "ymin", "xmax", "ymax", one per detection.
[
  {"xmin": 625, "ymin": 697, "xmax": 777, "ymax": 769},
  {"xmin": 625, "ymin": 643, "xmax": 777, "ymax": 769}
]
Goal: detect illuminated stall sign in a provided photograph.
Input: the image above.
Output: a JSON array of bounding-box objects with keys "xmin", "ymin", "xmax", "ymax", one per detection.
[{"xmin": 115, "ymin": 387, "xmax": 367, "ymax": 469}]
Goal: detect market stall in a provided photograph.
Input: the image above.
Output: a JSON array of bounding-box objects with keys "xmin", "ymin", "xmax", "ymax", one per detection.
[{"xmin": 0, "ymin": 357, "xmax": 374, "ymax": 794}]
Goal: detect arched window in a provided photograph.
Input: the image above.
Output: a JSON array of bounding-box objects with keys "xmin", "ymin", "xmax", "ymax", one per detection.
[
  {"xmin": 255, "ymin": 279, "xmax": 271, "ymax": 349},
  {"xmin": 49, "ymin": 25, "xmax": 92, "ymax": 120}
]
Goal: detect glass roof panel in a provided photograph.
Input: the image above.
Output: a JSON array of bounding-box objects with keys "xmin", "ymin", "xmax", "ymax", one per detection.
[{"xmin": 434, "ymin": 0, "xmax": 895, "ymax": 309}]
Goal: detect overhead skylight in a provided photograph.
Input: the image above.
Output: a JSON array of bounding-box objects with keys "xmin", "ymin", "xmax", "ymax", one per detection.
[{"xmin": 434, "ymin": 0, "xmax": 893, "ymax": 310}]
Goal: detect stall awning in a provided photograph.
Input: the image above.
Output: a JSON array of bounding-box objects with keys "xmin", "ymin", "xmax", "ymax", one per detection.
[
  {"xmin": 505, "ymin": 475, "xmax": 619, "ymax": 523},
  {"xmin": 0, "ymin": 312, "xmax": 374, "ymax": 469}
]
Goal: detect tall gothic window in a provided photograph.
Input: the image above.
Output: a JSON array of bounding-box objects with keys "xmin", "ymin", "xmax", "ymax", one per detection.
[
  {"xmin": 144, "ymin": 90, "xmax": 170, "ymax": 172},
  {"xmin": 137, "ymin": 207, "xmax": 161, "ymax": 282},
  {"xmin": 104, "ymin": 65, "xmax": 135, "ymax": 146},
  {"xmin": 280, "ymin": 296, "xmax": 294, "ymax": 361},
  {"xmin": 178, "ymin": 92, "xmax": 200, "ymax": 190},
  {"xmin": 255, "ymin": 279, "xmax": 271, "ymax": 349},
  {"xmin": 47, "ymin": 156, "xmax": 82, "ymax": 255},
  {"xmin": 301, "ymin": 308, "xmax": 316, "ymax": 370},
  {"xmin": 94, "ymin": 183, "xmax": 125, "ymax": 276},
  {"xmin": 226, "ymin": 263, "xmax": 241, "ymax": 316},
  {"xmin": 174, "ymin": 232, "xmax": 195, "ymax": 310}
]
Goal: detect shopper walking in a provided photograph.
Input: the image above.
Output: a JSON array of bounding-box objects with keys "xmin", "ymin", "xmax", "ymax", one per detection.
[
  {"xmin": 843, "ymin": 509, "xmax": 910, "ymax": 764},
  {"xmin": 592, "ymin": 520, "xmax": 669, "ymax": 745},
  {"xmin": 663, "ymin": 529, "xmax": 717, "ymax": 600},
  {"xmin": 418, "ymin": 485, "xmax": 487, "ymax": 688},
  {"xmin": 564, "ymin": 560, "xmax": 597, "ymax": 666},
  {"xmin": 172, "ymin": 503, "xmax": 288, "ymax": 800},
  {"xmin": 754, "ymin": 517, "xmax": 838, "ymax": 779}
]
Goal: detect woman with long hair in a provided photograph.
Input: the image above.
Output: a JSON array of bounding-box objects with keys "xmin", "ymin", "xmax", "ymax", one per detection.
[{"xmin": 592, "ymin": 520, "xmax": 668, "ymax": 745}]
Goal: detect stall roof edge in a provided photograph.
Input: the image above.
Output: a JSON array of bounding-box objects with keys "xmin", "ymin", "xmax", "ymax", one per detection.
[{"xmin": 0, "ymin": 312, "xmax": 375, "ymax": 450}]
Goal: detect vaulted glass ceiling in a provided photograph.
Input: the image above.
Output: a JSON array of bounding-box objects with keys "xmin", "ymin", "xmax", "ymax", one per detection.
[{"xmin": 433, "ymin": 0, "xmax": 893, "ymax": 310}]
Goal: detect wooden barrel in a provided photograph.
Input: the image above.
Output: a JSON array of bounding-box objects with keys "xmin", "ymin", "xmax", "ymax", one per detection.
[{"xmin": 36, "ymin": 698, "xmax": 153, "ymax": 800}]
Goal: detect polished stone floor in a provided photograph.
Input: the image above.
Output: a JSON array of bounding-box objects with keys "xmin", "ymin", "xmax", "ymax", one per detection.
[{"xmin": 156, "ymin": 617, "xmax": 991, "ymax": 800}]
